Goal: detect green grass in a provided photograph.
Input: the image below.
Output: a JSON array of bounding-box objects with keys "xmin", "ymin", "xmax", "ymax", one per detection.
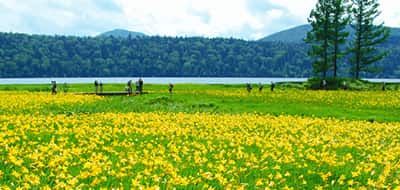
[{"xmin": 1, "ymin": 83, "xmax": 398, "ymax": 122}]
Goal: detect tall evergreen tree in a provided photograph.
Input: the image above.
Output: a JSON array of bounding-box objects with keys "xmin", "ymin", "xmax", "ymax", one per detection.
[
  {"xmin": 306, "ymin": 0, "xmax": 333, "ymax": 78},
  {"xmin": 349, "ymin": 0, "xmax": 390, "ymax": 79},
  {"xmin": 331, "ymin": 0, "xmax": 350, "ymax": 78}
]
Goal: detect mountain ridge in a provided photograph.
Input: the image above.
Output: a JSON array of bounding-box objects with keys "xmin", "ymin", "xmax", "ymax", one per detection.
[
  {"xmin": 260, "ymin": 24, "xmax": 400, "ymax": 43},
  {"xmin": 98, "ymin": 29, "xmax": 146, "ymax": 38}
]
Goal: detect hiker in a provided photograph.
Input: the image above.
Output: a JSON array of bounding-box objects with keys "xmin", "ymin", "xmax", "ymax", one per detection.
[
  {"xmin": 246, "ymin": 83, "xmax": 252, "ymax": 93},
  {"xmin": 99, "ymin": 82, "xmax": 103, "ymax": 93},
  {"xmin": 271, "ymin": 82, "xmax": 276, "ymax": 92},
  {"xmin": 94, "ymin": 80, "xmax": 99, "ymax": 94},
  {"xmin": 138, "ymin": 78, "xmax": 144, "ymax": 94},
  {"xmin": 135, "ymin": 80, "xmax": 140, "ymax": 94},
  {"xmin": 51, "ymin": 81, "xmax": 57, "ymax": 95},
  {"xmin": 382, "ymin": 82, "xmax": 386, "ymax": 91},
  {"xmin": 127, "ymin": 80, "xmax": 133, "ymax": 95},
  {"xmin": 168, "ymin": 83, "xmax": 174, "ymax": 94},
  {"xmin": 258, "ymin": 83, "xmax": 264, "ymax": 92}
]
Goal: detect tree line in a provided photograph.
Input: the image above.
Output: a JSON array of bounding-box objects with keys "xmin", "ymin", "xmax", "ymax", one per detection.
[
  {"xmin": 0, "ymin": 34, "xmax": 312, "ymax": 78},
  {"xmin": 306, "ymin": 0, "xmax": 390, "ymax": 79},
  {"xmin": 0, "ymin": 25, "xmax": 398, "ymax": 78}
]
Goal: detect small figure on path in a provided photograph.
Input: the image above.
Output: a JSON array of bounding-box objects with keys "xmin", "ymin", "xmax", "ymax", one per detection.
[
  {"xmin": 127, "ymin": 80, "xmax": 133, "ymax": 95},
  {"xmin": 138, "ymin": 78, "xmax": 144, "ymax": 94},
  {"xmin": 246, "ymin": 83, "xmax": 252, "ymax": 93},
  {"xmin": 99, "ymin": 82, "xmax": 103, "ymax": 93},
  {"xmin": 270, "ymin": 82, "xmax": 276, "ymax": 92},
  {"xmin": 168, "ymin": 83, "xmax": 174, "ymax": 94},
  {"xmin": 382, "ymin": 82, "xmax": 386, "ymax": 91},
  {"xmin": 94, "ymin": 80, "xmax": 99, "ymax": 94},
  {"xmin": 51, "ymin": 81, "xmax": 57, "ymax": 95},
  {"xmin": 135, "ymin": 80, "xmax": 139, "ymax": 94},
  {"xmin": 258, "ymin": 83, "xmax": 264, "ymax": 92}
]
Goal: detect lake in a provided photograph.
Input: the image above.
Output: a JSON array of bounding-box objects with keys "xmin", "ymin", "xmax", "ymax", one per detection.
[{"xmin": 0, "ymin": 77, "xmax": 399, "ymax": 85}]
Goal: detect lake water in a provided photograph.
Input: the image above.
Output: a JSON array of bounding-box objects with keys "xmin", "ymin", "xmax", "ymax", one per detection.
[{"xmin": 0, "ymin": 77, "xmax": 399, "ymax": 84}]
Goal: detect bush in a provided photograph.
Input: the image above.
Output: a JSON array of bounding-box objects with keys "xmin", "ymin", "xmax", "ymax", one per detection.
[{"xmin": 306, "ymin": 78, "xmax": 369, "ymax": 90}]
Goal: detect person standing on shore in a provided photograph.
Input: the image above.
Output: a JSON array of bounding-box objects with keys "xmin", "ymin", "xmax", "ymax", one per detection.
[
  {"xmin": 138, "ymin": 78, "xmax": 144, "ymax": 94},
  {"xmin": 51, "ymin": 81, "xmax": 57, "ymax": 95},
  {"xmin": 270, "ymin": 82, "xmax": 275, "ymax": 92},
  {"xmin": 169, "ymin": 83, "xmax": 174, "ymax": 94},
  {"xmin": 94, "ymin": 80, "xmax": 99, "ymax": 94},
  {"xmin": 246, "ymin": 83, "xmax": 252, "ymax": 93},
  {"xmin": 258, "ymin": 83, "xmax": 264, "ymax": 92},
  {"xmin": 382, "ymin": 82, "xmax": 386, "ymax": 91}
]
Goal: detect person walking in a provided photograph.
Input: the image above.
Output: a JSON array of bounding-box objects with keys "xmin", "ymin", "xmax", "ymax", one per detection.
[
  {"xmin": 138, "ymin": 78, "xmax": 144, "ymax": 94},
  {"xmin": 270, "ymin": 82, "xmax": 276, "ymax": 92},
  {"xmin": 246, "ymin": 83, "xmax": 252, "ymax": 93},
  {"xmin": 51, "ymin": 81, "xmax": 57, "ymax": 95},
  {"xmin": 94, "ymin": 80, "xmax": 99, "ymax": 94},
  {"xmin": 99, "ymin": 81, "xmax": 103, "ymax": 93},
  {"xmin": 258, "ymin": 83, "xmax": 264, "ymax": 92},
  {"xmin": 169, "ymin": 83, "xmax": 174, "ymax": 94}
]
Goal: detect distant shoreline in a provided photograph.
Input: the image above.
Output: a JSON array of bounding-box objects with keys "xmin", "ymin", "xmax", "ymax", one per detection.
[{"xmin": 0, "ymin": 77, "xmax": 399, "ymax": 85}]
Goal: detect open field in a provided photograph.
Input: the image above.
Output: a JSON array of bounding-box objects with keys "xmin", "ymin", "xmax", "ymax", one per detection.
[
  {"xmin": 0, "ymin": 84, "xmax": 400, "ymax": 189},
  {"xmin": 0, "ymin": 83, "xmax": 399, "ymax": 122}
]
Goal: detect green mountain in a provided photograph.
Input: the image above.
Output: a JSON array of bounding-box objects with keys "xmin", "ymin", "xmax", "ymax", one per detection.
[
  {"xmin": 260, "ymin": 24, "xmax": 400, "ymax": 44},
  {"xmin": 98, "ymin": 29, "xmax": 146, "ymax": 38},
  {"xmin": 260, "ymin": 25, "xmax": 312, "ymax": 43}
]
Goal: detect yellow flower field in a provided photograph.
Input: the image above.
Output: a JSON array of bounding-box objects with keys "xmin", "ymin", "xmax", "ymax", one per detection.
[
  {"xmin": 1, "ymin": 111, "xmax": 400, "ymax": 189},
  {"xmin": 180, "ymin": 89, "xmax": 400, "ymax": 109},
  {"xmin": 0, "ymin": 92, "xmax": 102, "ymax": 112}
]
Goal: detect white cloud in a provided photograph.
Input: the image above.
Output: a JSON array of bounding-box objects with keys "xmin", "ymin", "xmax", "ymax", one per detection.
[
  {"xmin": 0, "ymin": 0, "xmax": 398, "ymax": 39},
  {"xmin": 379, "ymin": 0, "xmax": 400, "ymax": 27}
]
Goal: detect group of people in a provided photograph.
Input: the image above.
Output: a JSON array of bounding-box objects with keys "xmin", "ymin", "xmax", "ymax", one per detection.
[
  {"xmin": 94, "ymin": 80, "xmax": 104, "ymax": 94},
  {"xmin": 50, "ymin": 81, "xmax": 69, "ymax": 95},
  {"xmin": 126, "ymin": 78, "xmax": 144, "ymax": 95},
  {"xmin": 246, "ymin": 82, "xmax": 276, "ymax": 93},
  {"xmin": 50, "ymin": 79, "xmax": 389, "ymax": 95}
]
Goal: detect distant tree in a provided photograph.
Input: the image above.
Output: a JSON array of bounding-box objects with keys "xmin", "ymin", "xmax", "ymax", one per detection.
[
  {"xmin": 306, "ymin": 0, "xmax": 333, "ymax": 78},
  {"xmin": 349, "ymin": 0, "xmax": 390, "ymax": 79}
]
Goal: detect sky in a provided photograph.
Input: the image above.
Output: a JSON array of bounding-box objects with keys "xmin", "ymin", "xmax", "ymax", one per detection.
[{"xmin": 0, "ymin": 0, "xmax": 399, "ymax": 40}]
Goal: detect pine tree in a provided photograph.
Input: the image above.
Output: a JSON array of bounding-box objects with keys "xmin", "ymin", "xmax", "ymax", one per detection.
[
  {"xmin": 331, "ymin": 0, "xmax": 350, "ymax": 78},
  {"xmin": 349, "ymin": 0, "xmax": 390, "ymax": 79},
  {"xmin": 306, "ymin": 0, "xmax": 333, "ymax": 78}
]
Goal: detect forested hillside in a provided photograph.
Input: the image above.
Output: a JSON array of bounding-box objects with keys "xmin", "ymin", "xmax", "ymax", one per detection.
[
  {"xmin": 0, "ymin": 31, "xmax": 398, "ymax": 78},
  {"xmin": 0, "ymin": 33, "xmax": 310, "ymax": 77}
]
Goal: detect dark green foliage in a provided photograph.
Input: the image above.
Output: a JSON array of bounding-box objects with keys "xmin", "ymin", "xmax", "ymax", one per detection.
[
  {"xmin": 349, "ymin": 0, "xmax": 390, "ymax": 79},
  {"xmin": 307, "ymin": 77, "xmax": 355, "ymax": 90},
  {"xmin": 306, "ymin": 0, "xmax": 350, "ymax": 78},
  {"xmin": 0, "ymin": 33, "xmax": 310, "ymax": 78},
  {"xmin": 305, "ymin": 77, "xmax": 395, "ymax": 90},
  {"xmin": 306, "ymin": 0, "xmax": 332, "ymax": 78}
]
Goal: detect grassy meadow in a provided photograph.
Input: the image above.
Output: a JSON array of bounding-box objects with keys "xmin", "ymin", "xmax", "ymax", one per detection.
[{"xmin": 0, "ymin": 83, "xmax": 400, "ymax": 189}]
